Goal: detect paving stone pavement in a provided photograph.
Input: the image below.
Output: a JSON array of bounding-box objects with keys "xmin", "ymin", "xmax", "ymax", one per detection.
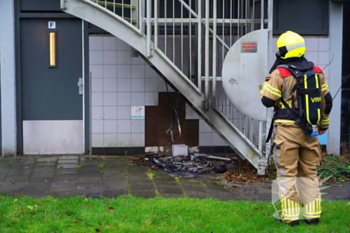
[{"xmin": 0, "ymin": 155, "xmax": 349, "ymax": 202}]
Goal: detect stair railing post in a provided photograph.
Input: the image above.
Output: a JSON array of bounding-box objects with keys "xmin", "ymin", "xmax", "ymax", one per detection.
[
  {"xmin": 60, "ymin": 0, "xmax": 67, "ymax": 10},
  {"xmin": 138, "ymin": 0, "xmax": 144, "ymax": 33},
  {"xmin": 261, "ymin": 0, "xmax": 265, "ymax": 29},
  {"xmin": 258, "ymin": 120, "xmax": 263, "ymax": 158},
  {"xmin": 265, "ymin": 0, "xmax": 274, "ymax": 160},
  {"xmin": 154, "ymin": 0, "xmax": 158, "ymax": 50},
  {"xmin": 197, "ymin": 0, "xmax": 202, "ymax": 93},
  {"xmin": 212, "ymin": 0, "xmax": 217, "ymax": 108},
  {"xmin": 204, "ymin": 0, "xmax": 209, "ymax": 110},
  {"xmin": 146, "ymin": 0, "xmax": 152, "ymax": 57},
  {"xmin": 131, "ymin": 0, "xmax": 138, "ymax": 29}
]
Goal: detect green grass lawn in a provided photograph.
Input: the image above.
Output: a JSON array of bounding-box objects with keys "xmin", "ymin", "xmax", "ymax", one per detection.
[{"xmin": 0, "ymin": 195, "xmax": 349, "ymax": 233}]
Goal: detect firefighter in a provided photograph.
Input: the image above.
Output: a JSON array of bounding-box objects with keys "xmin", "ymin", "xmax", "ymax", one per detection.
[{"xmin": 261, "ymin": 31, "xmax": 333, "ymax": 226}]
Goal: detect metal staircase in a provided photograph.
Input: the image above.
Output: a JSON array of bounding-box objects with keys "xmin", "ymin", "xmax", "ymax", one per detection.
[{"xmin": 60, "ymin": 0, "xmax": 270, "ymax": 175}]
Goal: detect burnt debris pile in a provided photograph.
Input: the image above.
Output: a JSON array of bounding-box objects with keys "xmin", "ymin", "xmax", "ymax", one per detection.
[{"xmin": 134, "ymin": 153, "xmax": 233, "ymax": 177}]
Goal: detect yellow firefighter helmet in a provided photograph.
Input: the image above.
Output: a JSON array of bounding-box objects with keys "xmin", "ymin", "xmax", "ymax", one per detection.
[{"xmin": 276, "ymin": 31, "xmax": 306, "ymax": 59}]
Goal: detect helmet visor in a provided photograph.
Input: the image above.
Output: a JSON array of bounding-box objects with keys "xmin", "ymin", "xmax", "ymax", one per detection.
[{"xmin": 278, "ymin": 41, "xmax": 306, "ymax": 59}]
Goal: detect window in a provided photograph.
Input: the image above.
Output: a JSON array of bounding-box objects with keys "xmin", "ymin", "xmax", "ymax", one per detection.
[{"xmin": 273, "ymin": 0, "xmax": 329, "ymax": 36}]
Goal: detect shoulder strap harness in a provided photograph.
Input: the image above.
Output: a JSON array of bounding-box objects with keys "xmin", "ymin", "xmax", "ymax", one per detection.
[{"xmin": 266, "ymin": 65, "xmax": 322, "ymax": 142}]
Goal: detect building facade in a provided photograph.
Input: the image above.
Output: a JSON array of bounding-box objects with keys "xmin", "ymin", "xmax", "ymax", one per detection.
[{"xmin": 0, "ymin": 0, "xmax": 347, "ymax": 163}]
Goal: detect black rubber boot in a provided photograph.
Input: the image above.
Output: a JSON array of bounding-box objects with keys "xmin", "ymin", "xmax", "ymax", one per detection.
[
  {"xmin": 289, "ymin": 220, "xmax": 299, "ymax": 227},
  {"xmin": 305, "ymin": 218, "xmax": 319, "ymax": 225},
  {"xmin": 274, "ymin": 213, "xmax": 299, "ymax": 227}
]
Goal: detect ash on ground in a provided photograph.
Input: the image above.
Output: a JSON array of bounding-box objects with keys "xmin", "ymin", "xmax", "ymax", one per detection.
[{"xmin": 133, "ymin": 153, "xmax": 236, "ymax": 178}]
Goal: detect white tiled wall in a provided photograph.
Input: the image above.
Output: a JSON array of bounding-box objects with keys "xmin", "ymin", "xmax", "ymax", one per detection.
[{"xmin": 90, "ymin": 35, "xmax": 163, "ymax": 147}]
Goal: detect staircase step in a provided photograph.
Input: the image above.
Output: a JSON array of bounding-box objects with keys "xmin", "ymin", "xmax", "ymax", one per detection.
[{"xmin": 91, "ymin": 0, "xmax": 136, "ymax": 10}]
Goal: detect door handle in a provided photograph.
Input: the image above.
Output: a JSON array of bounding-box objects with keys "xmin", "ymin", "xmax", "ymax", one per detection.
[{"xmin": 77, "ymin": 77, "xmax": 83, "ymax": 95}]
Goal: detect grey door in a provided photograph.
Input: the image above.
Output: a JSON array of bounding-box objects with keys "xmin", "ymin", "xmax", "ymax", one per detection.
[{"xmin": 20, "ymin": 18, "xmax": 84, "ymax": 154}]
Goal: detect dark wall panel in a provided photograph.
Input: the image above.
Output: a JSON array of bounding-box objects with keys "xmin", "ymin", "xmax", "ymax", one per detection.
[
  {"xmin": 20, "ymin": 0, "xmax": 61, "ymax": 12},
  {"xmin": 145, "ymin": 93, "xmax": 199, "ymax": 149},
  {"xmin": 273, "ymin": 0, "xmax": 329, "ymax": 35},
  {"xmin": 342, "ymin": 3, "xmax": 350, "ymax": 88},
  {"xmin": 340, "ymin": 90, "xmax": 350, "ymax": 151},
  {"xmin": 341, "ymin": 3, "xmax": 350, "ymax": 152}
]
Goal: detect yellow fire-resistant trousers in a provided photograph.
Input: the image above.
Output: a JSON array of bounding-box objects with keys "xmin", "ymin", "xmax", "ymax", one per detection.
[{"xmin": 273, "ymin": 124, "xmax": 322, "ymax": 221}]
